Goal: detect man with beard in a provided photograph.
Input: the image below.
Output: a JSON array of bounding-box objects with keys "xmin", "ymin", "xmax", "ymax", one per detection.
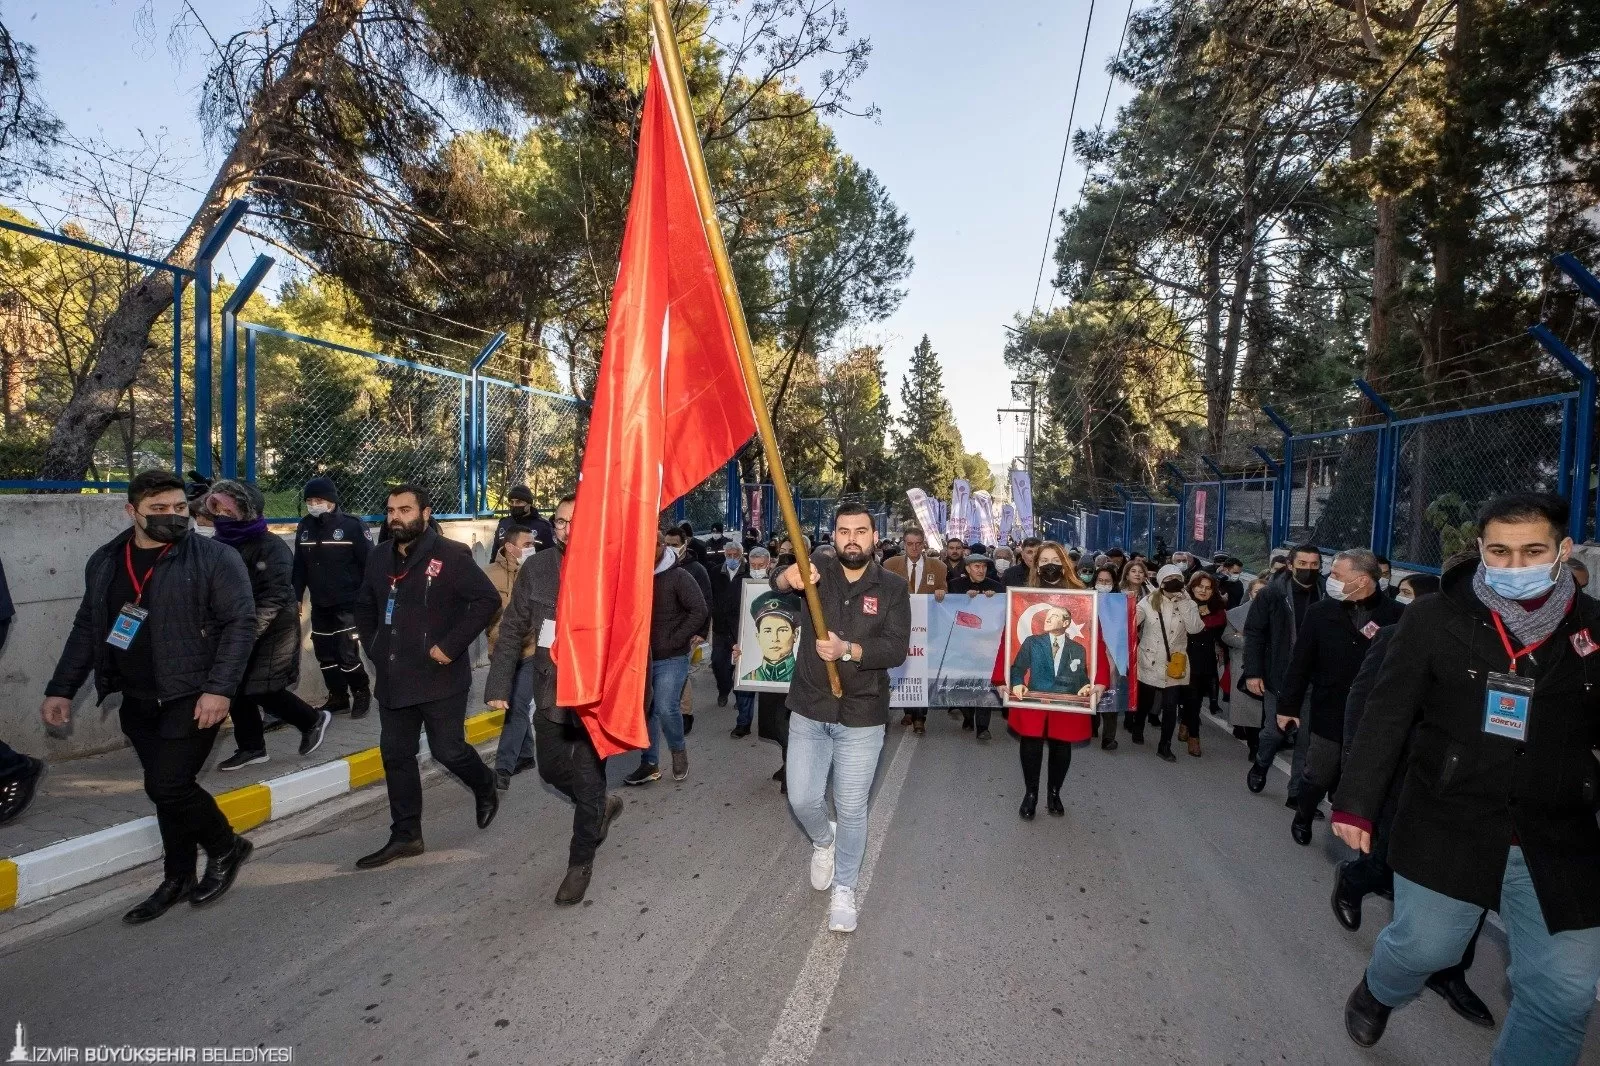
[
  {"xmin": 352, "ymin": 484, "xmax": 503, "ymax": 869},
  {"xmin": 485, "ymin": 496, "xmax": 624, "ymax": 905},
  {"xmin": 773, "ymin": 503, "xmax": 910, "ymax": 934}
]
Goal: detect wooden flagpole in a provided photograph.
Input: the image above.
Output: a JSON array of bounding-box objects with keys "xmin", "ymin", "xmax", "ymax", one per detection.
[{"xmin": 648, "ymin": 0, "xmax": 842, "ymax": 698}]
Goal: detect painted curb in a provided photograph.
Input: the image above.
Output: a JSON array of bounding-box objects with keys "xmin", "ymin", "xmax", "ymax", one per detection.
[{"xmin": 0, "ymin": 708, "xmax": 506, "ymax": 912}]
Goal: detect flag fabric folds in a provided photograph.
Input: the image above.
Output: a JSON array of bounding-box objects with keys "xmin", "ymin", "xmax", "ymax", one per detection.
[{"xmin": 554, "ymin": 45, "xmax": 757, "ymax": 758}]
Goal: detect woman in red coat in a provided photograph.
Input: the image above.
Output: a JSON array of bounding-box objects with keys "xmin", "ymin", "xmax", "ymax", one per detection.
[{"xmin": 992, "ymin": 541, "xmax": 1112, "ymax": 819}]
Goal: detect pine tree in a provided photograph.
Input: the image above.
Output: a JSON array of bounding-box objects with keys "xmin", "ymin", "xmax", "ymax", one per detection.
[{"xmin": 893, "ymin": 335, "xmax": 967, "ymax": 504}]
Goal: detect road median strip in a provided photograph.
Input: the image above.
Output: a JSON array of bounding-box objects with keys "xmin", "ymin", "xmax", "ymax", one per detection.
[{"xmin": 0, "ymin": 708, "xmax": 506, "ymax": 913}]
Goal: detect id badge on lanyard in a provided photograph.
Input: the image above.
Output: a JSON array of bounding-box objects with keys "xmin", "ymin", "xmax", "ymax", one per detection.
[
  {"xmin": 1484, "ymin": 612, "xmax": 1543, "ymax": 742},
  {"xmin": 107, "ymin": 541, "xmax": 168, "ymax": 649}
]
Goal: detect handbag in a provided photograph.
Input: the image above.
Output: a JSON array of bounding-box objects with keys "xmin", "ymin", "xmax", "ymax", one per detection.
[{"xmin": 1158, "ymin": 598, "xmax": 1187, "ymax": 679}]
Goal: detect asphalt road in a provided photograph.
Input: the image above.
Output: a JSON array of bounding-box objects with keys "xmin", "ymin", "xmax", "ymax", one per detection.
[{"xmin": 3, "ymin": 673, "xmax": 1597, "ymax": 1065}]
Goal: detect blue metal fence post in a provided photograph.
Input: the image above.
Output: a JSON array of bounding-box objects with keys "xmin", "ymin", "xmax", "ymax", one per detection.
[
  {"xmin": 191, "ymin": 199, "xmax": 249, "ymax": 478},
  {"xmin": 726, "ymin": 460, "xmax": 742, "ymax": 530},
  {"xmin": 1251, "ymin": 445, "xmax": 1284, "ymax": 549},
  {"xmin": 172, "ymin": 282, "xmax": 184, "ymax": 475},
  {"xmin": 1113, "ymin": 485, "xmax": 1135, "ymax": 549},
  {"xmin": 468, "ymin": 333, "xmax": 508, "ymax": 514},
  {"xmin": 218, "ymin": 255, "xmax": 274, "ymax": 479},
  {"xmin": 457, "ymin": 381, "xmax": 469, "ymax": 516},
  {"xmin": 1353, "ymin": 379, "xmax": 1397, "ymax": 556},
  {"xmin": 1529, "ymin": 324, "xmax": 1595, "ymax": 542},
  {"xmin": 1202, "ymin": 457, "xmax": 1227, "ymax": 555},
  {"xmin": 244, "ymin": 329, "xmax": 258, "ymax": 480},
  {"xmin": 1263, "ymin": 407, "xmax": 1294, "ymax": 548}
]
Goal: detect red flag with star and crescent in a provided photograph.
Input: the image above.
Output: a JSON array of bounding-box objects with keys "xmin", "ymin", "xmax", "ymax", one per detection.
[{"xmin": 553, "ymin": 45, "xmax": 757, "ymax": 758}]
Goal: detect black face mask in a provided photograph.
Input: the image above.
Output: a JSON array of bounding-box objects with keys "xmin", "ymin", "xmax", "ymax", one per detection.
[
  {"xmin": 1038, "ymin": 563, "xmax": 1064, "ymax": 583},
  {"xmin": 141, "ymin": 514, "xmax": 190, "ymax": 543},
  {"xmin": 389, "ymin": 516, "xmax": 426, "ymax": 543},
  {"xmin": 1292, "ymin": 568, "xmax": 1317, "ymax": 587},
  {"xmin": 509, "ymin": 505, "xmax": 531, "ymax": 518},
  {"xmin": 1162, "ymin": 581, "xmax": 1184, "ymax": 594}
]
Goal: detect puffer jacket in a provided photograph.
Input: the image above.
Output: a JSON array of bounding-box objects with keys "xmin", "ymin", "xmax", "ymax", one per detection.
[
  {"xmin": 231, "ymin": 531, "xmax": 302, "ymax": 695},
  {"xmin": 46, "ymin": 527, "xmax": 257, "ymax": 704},
  {"xmin": 1135, "ymin": 591, "xmax": 1203, "ymax": 689}
]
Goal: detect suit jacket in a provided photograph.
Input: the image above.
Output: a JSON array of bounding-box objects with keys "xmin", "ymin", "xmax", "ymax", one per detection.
[
  {"xmin": 1010, "ymin": 632, "xmax": 1091, "ymax": 694},
  {"xmin": 883, "ymin": 553, "xmax": 947, "ymax": 595}
]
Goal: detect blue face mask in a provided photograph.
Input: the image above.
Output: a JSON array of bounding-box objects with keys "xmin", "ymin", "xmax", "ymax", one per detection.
[{"xmin": 1482, "ymin": 560, "xmax": 1562, "ymax": 601}]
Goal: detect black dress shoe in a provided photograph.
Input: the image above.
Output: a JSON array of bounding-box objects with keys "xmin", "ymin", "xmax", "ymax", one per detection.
[
  {"xmin": 717, "ymin": 694, "xmax": 729, "ymax": 708},
  {"xmin": 1331, "ymin": 862, "xmax": 1362, "ymax": 931},
  {"xmin": 1157, "ymin": 745, "xmax": 1178, "ymax": 763},
  {"xmin": 1019, "ymin": 792, "xmax": 1037, "ymax": 820},
  {"xmin": 1344, "ymin": 976, "xmax": 1391, "ymax": 1047},
  {"xmin": 1426, "ymin": 973, "xmax": 1495, "ymax": 1028},
  {"xmin": 476, "ymin": 787, "xmax": 500, "ymax": 829},
  {"xmin": 122, "ymin": 876, "xmax": 194, "ymax": 925},
  {"xmin": 1046, "ymin": 790, "xmax": 1065, "ymax": 817},
  {"xmin": 513, "ymin": 755, "xmax": 537, "ymax": 775},
  {"xmin": 356, "ymin": 837, "xmax": 424, "ymax": 869},
  {"xmin": 731, "ymin": 725, "xmax": 751, "ymax": 738},
  {"xmin": 1246, "ymin": 763, "xmax": 1268, "ymax": 793},
  {"xmin": 598, "ymin": 795, "xmax": 623, "ymax": 844},
  {"xmin": 351, "ymin": 689, "xmax": 372, "ymax": 719},
  {"xmin": 0, "ymin": 756, "xmax": 45, "ymax": 825},
  {"xmin": 1128, "ymin": 730, "xmax": 1145, "ymax": 745},
  {"xmin": 1291, "ymin": 814, "xmax": 1313, "ymax": 846},
  {"xmin": 191, "ymin": 836, "xmax": 252, "ymax": 907},
  {"xmin": 1101, "ymin": 737, "xmax": 1118, "ymax": 751},
  {"xmin": 555, "ymin": 863, "xmax": 592, "ymax": 905}
]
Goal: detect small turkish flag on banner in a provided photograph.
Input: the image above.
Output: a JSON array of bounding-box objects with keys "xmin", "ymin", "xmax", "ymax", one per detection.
[
  {"xmin": 955, "ymin": 610, "xmax": 983, "ymax": 629},
  {"xmin": 554, "ymin": 46, "xmax": 757, "ymax": 758}
]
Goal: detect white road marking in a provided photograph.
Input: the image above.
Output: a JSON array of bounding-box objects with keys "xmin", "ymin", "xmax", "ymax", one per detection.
[{"xmin": 758, "ymin": 731, "xmax": 916, "ymax": 1066}]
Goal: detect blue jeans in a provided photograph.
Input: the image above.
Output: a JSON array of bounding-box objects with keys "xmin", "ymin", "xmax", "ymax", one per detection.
[
  {"xmin": 642, "ymin": 655, "xmax": 690, "ymax": 767},
  {"xmin": 1254, "ymin": 691, "xmax": 1310, "ymax": 797},
  {"xmin": 494, "ymin": 657, "xmax": 537, "ymax": 775},
  {"xmin": 1366, "ymin": 847, "xmax": 1600, "ymax": 1066},
  {"xmin": 785, "ymin": 713, "xmax": 885, "ymax": 891},
  {"xmin": 735, "ymin": 691, "xmax": 755, "ymax": 730}
]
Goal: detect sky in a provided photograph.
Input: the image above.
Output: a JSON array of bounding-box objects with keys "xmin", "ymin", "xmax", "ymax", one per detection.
[{"xmin": 8, "ymin": 0, "xmax": 1135, "ymax": 467}]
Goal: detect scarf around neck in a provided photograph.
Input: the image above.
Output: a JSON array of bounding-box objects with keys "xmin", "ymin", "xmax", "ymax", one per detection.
[
  {"xmin": 214, "ymin": 516, "xmax": 269, "ymax": 546},
  {"xmin": 1472, "ymin": 563, "xmax": 1575, "ymax": 647}
]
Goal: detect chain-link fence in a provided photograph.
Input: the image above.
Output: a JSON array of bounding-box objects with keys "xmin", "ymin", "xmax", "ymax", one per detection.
[
  {"xmin": 0, "ymin": 217, "xmax": 188, "ymax": 487},
  {"xmin": 1389, "ymin": 397, "xmax": 1573, "ymax": 570},
  {"xmin": 1152, "ymin": 501, "xmax": 1178, "ymax": 557},
  {"xmin": 480, "ymin": 377, "xmax": 585, "ymax": 514},
  {"xmin": 1187, "ymin": 480, "xmax": 1221, "ymax": 561},
  {"xmin": 1284, "ymin": 426, "xmax": 1382, "ymax": 551},
  {"xmin": 1221, "ymin": 477, "xmax": 1275, "ymax": 571}
]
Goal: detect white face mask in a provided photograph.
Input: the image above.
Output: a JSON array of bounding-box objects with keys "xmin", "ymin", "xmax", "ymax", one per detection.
[
  {"xmin": 195, "ymin": 525, "xmax": 216, "ymax": 538},
  {"xmin": 994, "ymin": 560, "xmax": 1010, "ymax": 574},
  {"xmin": 1395, "ymin": 591, "xmax": 1414, "ymax": 606},
  {"xmin": 1379, "ymin": 576, "xmax": 1390, "ymax": 590},
  {"xmin": 1095, "ymin": 582, "xmax": 1114, "ymax": 593},
  {"xmin": 1325, "ymin": 575, "xmax": 1347, "ymax": 601},
  {"xmin": 749, "ymin": 566, "xmax": 769, "ymax": 580},
  {"xmin": 306, "ymin": 502, "xmax": 333, "ymax": 517}
]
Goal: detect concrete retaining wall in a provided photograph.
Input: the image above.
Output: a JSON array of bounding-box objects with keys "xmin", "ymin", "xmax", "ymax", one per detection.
[{"xmin": 0, "ymin": 495, "xmax": 501, "ymax": 761}]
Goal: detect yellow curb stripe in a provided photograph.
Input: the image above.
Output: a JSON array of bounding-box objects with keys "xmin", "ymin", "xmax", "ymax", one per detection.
[
  {"xmin": 216, "ymin": 783, "xmax": 272, "ymax": 833},
  {"xmin": 344, "ymin": 747, "xmax": 385, "ymax": 789},
  {"xmin": 464, "ymin": 708, "xmax": 505, "ymax": 745},
  {"xmin": 0, "ymin": 859, "xmax": 17, "ymax": 911}
]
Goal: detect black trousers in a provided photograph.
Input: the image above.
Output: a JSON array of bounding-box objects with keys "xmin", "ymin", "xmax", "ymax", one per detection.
[
  {"xmin": 711, "ymin": 632, "xmax": 737, "ymax": 699},
  {"xmin": 0, "ymin": 737, "xmax": 27, "ymax": 777},
  {"xmin": 120, "ymin": 695, "xmax": 234, "ymax": 881},
  {"xmin": 534, "ymin": 715, "xmax": 608, "ymax": 866},
  {"xmin": 961, "ymin": 707, "xmax": 993, "ymax": 731},
  {"xmin": 378, "ymin": 692, "xmax": 494, "ymax": 842},
  {"xmin": 1129, "ymin": 684, "xmax": 1181, "ymax": 746},
  {"xmin": 230, "ymin": 689, "xmax": 320, "ymax": 752},
  {"xmin": 1019, "ymin": 736, "xmax": 1071, "ymax": 794},
  {"xmin": 310, "ymin": 605, "xmax": 369, "ymax": 698},
  {"xmin": 1180, "ymin": 657, "xmax": 1217, "ymax": 735},
  {"xmin": 1295, "ymin": 734, "xmax": 1346, "ymax": 820}
]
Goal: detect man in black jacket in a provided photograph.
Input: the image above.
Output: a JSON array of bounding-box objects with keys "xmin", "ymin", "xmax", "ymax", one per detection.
[
  {"xmin": 491, "ymin": 484, "xmax": 555, "ymax": 559},
  {"xmin": 708, "ymin": 540, "xmax": 746, "ymax": 710},
  {"xmin": 1336, "ymin": 493, "xmax": 1600, "ymax": 1061},
  {"xmin": 624, "ymin": 533, "xmax": 710, "ymax": 786},
  {"xmin": 40, "ymin": 470, "xmax": 258, "ymax": 924},
  {"xmin": 485, "ymin": 496, "xmax": 623, "ymax": 905},
  {"xmin": 663, "ymin": 525, "xmax": 713, "ymax": 734},
  {"xmin": 773, "ymin": 503, "xmax": 910, "ymax": 935},
  {"xmin": 1275, "ymin": 548, "xmax": 1403, "ymax": 846},
  {"xmin": 293, "ymin": 475, "xmax": 372, "ymax": 717},
  {"xmin": 1242, "ymin": 543, "xmax": 1323, "ymax": 799},
  {"xmin": 352, "ymin": 484, "xmax": 503, "ymax": 870}
]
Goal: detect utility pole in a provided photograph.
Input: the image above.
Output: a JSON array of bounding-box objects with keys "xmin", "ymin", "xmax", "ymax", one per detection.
[{"xmin": 997, "ymin": 378, "xmax": 1039, "ymax": 476}]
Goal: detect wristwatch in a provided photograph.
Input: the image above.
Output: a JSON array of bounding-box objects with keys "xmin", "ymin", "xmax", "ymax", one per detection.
[{"xmin": 841, "ymin": 644, "xmax": 854, "ymax": 663}]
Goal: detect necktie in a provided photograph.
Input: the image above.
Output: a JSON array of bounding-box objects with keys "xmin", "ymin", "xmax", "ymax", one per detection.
[
  {"xmin": 912, "ymin": 559, "xmax": 922, "ymax": 590},
  {"xmin": 1052, "ymin": 636, "xmax": 1061, "ymax": 665}
]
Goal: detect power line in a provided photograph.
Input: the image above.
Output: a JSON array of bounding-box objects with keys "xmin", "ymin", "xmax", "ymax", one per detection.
[{"xmin": 1029, "ymin": 0, "xmax": 1099, "ymax": 316}]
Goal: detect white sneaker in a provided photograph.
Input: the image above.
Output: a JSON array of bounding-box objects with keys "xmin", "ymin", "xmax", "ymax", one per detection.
[
  {"xmin": 828, "ymin": 886, "xmax": 858, "ymax": 933},
  {"xmin": 809, "ymin": 820, "xmax": 837, "ymax": 891}
]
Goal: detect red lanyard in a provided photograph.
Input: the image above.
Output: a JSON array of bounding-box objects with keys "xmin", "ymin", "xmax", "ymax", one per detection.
[
  {"xmin": 1490, "ymin": 612, "xmax": 1547, "ymax": 674},
  {"xmin": 124, "ymin": 541, "xmax": 171, "ymax": 606}
]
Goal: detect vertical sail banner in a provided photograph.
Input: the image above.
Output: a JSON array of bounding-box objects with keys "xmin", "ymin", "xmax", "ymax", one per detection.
[
  {"xmin": 972, "ymin": 490, "xmax": 999, "ymax": 548},
  {"xmin": 1000, "ymin": 502, "xmax": 1021, "ymax": 543},
  {"xmin": 906, "ymin": 489, "xmax": 947, "ymax": 551},
  {"xmin": 1009, "ymin": 467, "xmax": 1035, "ymax": 536},
  {"xmin": 948, "ymin": 479, "xmax": 972, "ymax": 541}
]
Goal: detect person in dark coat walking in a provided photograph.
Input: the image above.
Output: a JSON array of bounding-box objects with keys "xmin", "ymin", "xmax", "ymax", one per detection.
[
  {"xmin": 293, "ymin": 475, "xmax": 372, "ymax": 717},
  {"xmin": 708, "ymin": 540, "xmax": 746, "ymax": 709},
  {"xmin": 491, "ymin": 484, "xmax": 555, "ymax": 559},
  {"xmin": 624, "ymin": 533, "xmax": 710, "ymax": 786},
  {"xmin": 663, "ymin": 525, "xmax": 713, "ymax": 734},
  {"xmin": 352, "ymin": 484, "xmax": 503, "ymax": 870},
  {"xmin": 204, "ymin": 480, "xmax": 333, "ymax": 771},
  {"xmin": 485, "ymin": 496, "xmax": 624, "ymax": 905},
  {"xmin": 1336, "ymin": 493, "xmax": 1600, "ymax": 1062},
  {"xmin": 948, "ymin": 554, "xmax": 1005, "ymax": 738},
  {"xmin": 0, "ymin": 554, "xmax": 46, "ymax": 826},
  {"xmin": 1242, "ymin": 543, "xmax": 1322, "ymax": 799},
  {"xmin": 1275, "ymin": 548, "xmax": 1403, "ymax": 845},
  {"xmin": 40, "ymin": 470, "xmax": 259, "ymax": 924}
]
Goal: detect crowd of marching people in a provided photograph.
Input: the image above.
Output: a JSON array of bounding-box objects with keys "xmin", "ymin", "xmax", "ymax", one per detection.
[{"xmin": 3, "ymin": 475, "xmax": 1600, "ymax": 1063}]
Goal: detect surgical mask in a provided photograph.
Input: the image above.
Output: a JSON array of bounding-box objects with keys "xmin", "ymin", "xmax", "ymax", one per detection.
[
  {"xmin": 1161, "ymin": 581, "xmax": 1184, "ymax": 594},
  {"xmin": 1325, "ymin": 575, "xmax": 1347, "ymax": 601},
  {"xmin": 1481, "ymin": 559, "xmax": 1562, "ymax": 601},
  {"xmin": 994, "ymin": 560, "xmax": 1009, "ymax": 575},
  {"xmin": 1095, "ymin": 582, "xmax": 1114, "ymax": 593},
  {"xmin": 1395, "ymin": 591, "xmax": 1414, "ymax": 606},
  {"xmin": 748, "ymin": 567, "xmax": 769, "ymax": 580},
  {"xmin": 1378, "ymin": 576, "xmax": 1390, "ymax": 590},
  {"xmin": 306, "ymin": 502, "xmax": 333, "ymax": 517},
  {"xmin": 1038, "ymin": 563, "xmax": 1064, "ymax": 583},
  {"xmin": 1078, "ymin": 569, "xmax": 1094, "ymax": 582},
  {"xmin": 1292, "ymin": 567, "xmax": 1318, "ymax": 587},
  {"xmin": 141, "ymin": 513, "xmax": 190, "ymax": 543},
  {"xmin": 195, "ymin": 525, "xmax": 216, "ymax": 538},
  {"xmin": 725, "ymin": 558, "xmax": 741, "ymax": 572}
]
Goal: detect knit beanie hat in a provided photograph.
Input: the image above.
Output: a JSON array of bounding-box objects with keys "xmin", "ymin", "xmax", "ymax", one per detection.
[{"xmin": 303, "ymin": 476, "xmax": 340, "ymax": 506}]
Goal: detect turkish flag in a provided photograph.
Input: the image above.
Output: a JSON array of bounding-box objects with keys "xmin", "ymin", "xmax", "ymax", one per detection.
[{"xmin": 554, "ymin": 46, "xmax": 757, "ymax": 758}]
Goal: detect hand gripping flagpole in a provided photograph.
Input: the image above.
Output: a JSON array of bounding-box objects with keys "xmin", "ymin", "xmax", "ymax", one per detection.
[{"xmin": 649, "ymin": 0, "xmax": 842, "ymax": 698}]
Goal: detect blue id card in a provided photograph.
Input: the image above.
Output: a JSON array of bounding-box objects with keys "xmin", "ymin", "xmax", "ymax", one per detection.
[
  {"xmin": 384, "ymin": 592, "xmax": 397, "ymax": 626},
  {"xmin": 106, "ymin": 603, "xmax": 148, "ymax": 650},
  {"xmin": 1483, "ymin": 670, "xmax": 1534, "ymax": 741}
]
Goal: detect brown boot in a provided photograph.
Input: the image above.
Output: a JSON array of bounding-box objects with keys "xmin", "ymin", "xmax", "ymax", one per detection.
[
  {"xmin": 1177, "ymin": 723, "xmax": 1189, "ymax": 743},
  {"xmin": 1187, "ymin": 736, "xmax": 1202, "ymax": 758}
]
